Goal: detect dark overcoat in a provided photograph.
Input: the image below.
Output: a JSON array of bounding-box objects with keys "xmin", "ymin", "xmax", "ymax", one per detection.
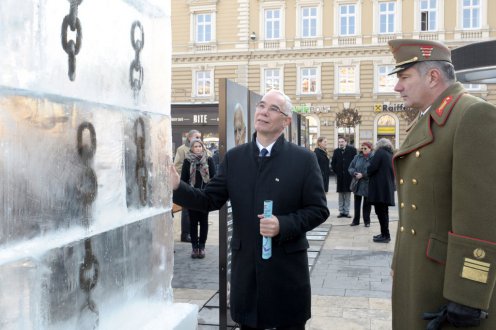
[
  {"xmin": 392, "ymin": 83, "xmax": 496, "ymax": 329},
  {"xmin": 367, "ymin": 146, "xmax": 395, "ymax": 206},
  {"xmin": 314, "ymin": 147, "xmax": 330, "ymax": 192},
  {"xmin": 331, "ymin": 145, "xmax": 357, "ymax": 192},
  {"xmin": 173, "ymin": 134, "xmax": 329, "ymax": 328},
  {"xmin": 347, "ymin": 153, "xmax": 370, "ymax": 197}
]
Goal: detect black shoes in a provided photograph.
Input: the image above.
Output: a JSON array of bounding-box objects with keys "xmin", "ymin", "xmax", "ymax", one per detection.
[
  {"xmin": 338, "ymin": 213, "xmax": 352, "ymax": 218},
  {"xmin": 181, "ymin": 235, "xmax": 191, "ymax": 243},
  {"xmin": 364, "ymin": 223, "xmax": 370, "ymax": 227},
  {"xmin": 350, "ymin": 222, "xmax": 359, "ymax": 226},
  {"xmin": 373, "ymin": 235, "xmax": 391, "ymax": 243}
]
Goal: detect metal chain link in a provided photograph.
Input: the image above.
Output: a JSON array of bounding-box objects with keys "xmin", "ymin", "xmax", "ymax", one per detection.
[
  {"xmin": 76, "ymin": 122, "xmax": 98, "ymax": 209},
  {"xmin": 61, "ymin": 0, "xmax": 83, "ymax": 81},
  {"xmin": 79, "ymin": 238, "xmax": 99, "ymax": 329},
  {"xmin": 134, "ymin": 117, "xmax": 148, "ymax": 206},
  {"xmin": 129, "ymin": 21, "xmax": 144, "ymax": 98}
]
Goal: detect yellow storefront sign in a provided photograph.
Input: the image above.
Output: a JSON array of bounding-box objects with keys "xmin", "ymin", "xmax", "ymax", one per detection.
[{"xmin": 378, "ymin": 126, "xmax": 396, "ymax": 134}]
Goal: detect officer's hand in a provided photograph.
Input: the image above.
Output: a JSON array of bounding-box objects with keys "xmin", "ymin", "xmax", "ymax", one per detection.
[
  {"xmin": 169, "ymin": 165, "xmax": 180, "ymax": 190},
  {"xmin": 423, "ymin": 302, "xmax": 488, "ymax": 329}
]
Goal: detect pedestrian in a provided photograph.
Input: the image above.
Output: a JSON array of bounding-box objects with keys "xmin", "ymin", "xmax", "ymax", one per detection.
[
  {"xmin": 314, "ymin": 136, "xmax": 331, "ymax": 193},
  {"xmin": 171, "ymin": 89, "xmax": 329, "ymax": 329},
  {"xmin": 388, "ymin": 38, "xmax": 496, "ymax": 329},
  {"xmin": 367, "ymin": 138, "xmax": 395, "ymax": 243},
  {"xmin": 180, "ymin": 139, "xmax": 216, "ymax": 259},
  {"xmin": 348, "ymin": 141, "xmax": 373, "ymax": 227},
  {"xmin": 174, "ymin": 129, "xmax": 202, "ymax": 243},
  {"xmin": 331, "ymin": 137, "xmax": 357, "ymax": 218}
]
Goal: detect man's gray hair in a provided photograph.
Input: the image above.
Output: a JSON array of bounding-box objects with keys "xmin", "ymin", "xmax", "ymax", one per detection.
[
  {"xmin": 415, "ymin": 61, "xmax": 456, "ymax": 84},
  {"xmin": 268, "ymin": 89, "xmax": 293, "ymax": 115},
  {"xmin": 375, "ymin": 138, "xmax": 393, "ymax": 150},
  {"xmin": 185, "ymin": 129, "xmax": 201, "ymax": 146}
]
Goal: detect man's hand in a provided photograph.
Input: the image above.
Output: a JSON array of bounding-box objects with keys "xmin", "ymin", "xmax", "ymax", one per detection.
[
  {"xmin": 423, "ymin": 302, "xmax": 488, "ymax": 329},
  {"xmin": 170, "ymin": 165, "xmax": 180, "ymax": 190},
  {"xmin": 259, "ymin": 214, "xmax": 280, "ymax": 237}
]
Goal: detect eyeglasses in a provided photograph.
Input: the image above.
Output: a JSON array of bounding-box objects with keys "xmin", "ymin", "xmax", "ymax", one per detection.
[{"xmin": 256, "ymin": 101, "xmax": 288, "ymax": 117}]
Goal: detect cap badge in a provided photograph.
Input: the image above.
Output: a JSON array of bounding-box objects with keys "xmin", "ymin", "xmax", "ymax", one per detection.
[
  {"xmin": 420, "ymin": 46, "xmax": 434, "ymax": 59},
  {"xmin": 435, "ymin": 96, "xmax": 453, "ymax": 117}
]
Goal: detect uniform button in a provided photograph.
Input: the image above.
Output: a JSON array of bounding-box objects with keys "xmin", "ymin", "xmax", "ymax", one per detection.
[
  {"xmin": 411, "ymin": 229, "xmax": 416, "ymax": 235},
  {"xmin": 415, "ymin": 151, "xmax": 421, "ymax": 158},
  {"xmin": 399, "ymin": 179, "xmax": 404, "ymax": 184},
  {"xmin": 412, "ymin": 179, "xmax": 418, "ymax": 185},
  {"xmin": 400, "ymin": 226, "xmax": 404, "ymax": 232},
  {"xmin": 411, "ymin": 204, "xmax": 417, "ymax": 210},
  {"xmin": 400, "ymin": 202, "xmax": 405, "ymax": 208}
]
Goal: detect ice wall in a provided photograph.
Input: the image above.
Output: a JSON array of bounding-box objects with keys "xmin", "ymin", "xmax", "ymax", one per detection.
[{"xmin": 0, "ymin": 0, "xmax": 182, "ymax": 329}]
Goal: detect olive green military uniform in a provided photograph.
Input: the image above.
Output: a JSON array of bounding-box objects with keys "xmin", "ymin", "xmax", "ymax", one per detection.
[
  {"xmin": 389, "ymin": 38, "xmax": 496, "ymax": 329},
  {"xmin": 392, "ymin": 82, "xmax": 496, "ymax": 329}
]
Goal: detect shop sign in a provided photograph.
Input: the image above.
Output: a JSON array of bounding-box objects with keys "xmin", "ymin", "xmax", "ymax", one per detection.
[
  {"xmin": 374, "ymin": 103, "xmax": 405, "ymax": 113},
  {"xmin": 293, "ymin": 104, "xmax": 332, "ymax": 114}
]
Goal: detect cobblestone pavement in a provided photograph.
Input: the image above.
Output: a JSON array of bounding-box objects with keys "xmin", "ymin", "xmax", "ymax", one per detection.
[{"xmin": 172, "ymin": 180, "xmax": 398, "ymax": 329}]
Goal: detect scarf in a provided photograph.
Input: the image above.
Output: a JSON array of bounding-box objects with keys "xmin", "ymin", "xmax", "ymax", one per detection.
[{"xmin": 186, "ymin": 151, "xmax": 210, "ymax": 187}]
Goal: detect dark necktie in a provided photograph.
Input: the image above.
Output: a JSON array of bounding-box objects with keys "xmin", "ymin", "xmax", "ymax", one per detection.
[{"xmin": 260, "ymin": 148, "xmax": 269, "ymax": 157}]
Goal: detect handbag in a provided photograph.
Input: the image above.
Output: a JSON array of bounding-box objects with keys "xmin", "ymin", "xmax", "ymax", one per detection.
[{"xmin": 350, "ymin": 177, "xmax": 359, "ymax": 193}]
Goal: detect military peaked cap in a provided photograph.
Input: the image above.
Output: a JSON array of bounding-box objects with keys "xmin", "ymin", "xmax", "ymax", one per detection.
[{"xmin": 388, "ymin": 39, "xmax": 452, "ymax": 75}]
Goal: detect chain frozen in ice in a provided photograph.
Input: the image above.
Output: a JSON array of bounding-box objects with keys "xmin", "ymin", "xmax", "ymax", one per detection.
[
  {"xmin": 134, "ymin": 117, "xmax": 148, "ymax": 206},
  {"xmin": 79, "ymin": 238, "xmax": 99, "ymax": 329},
  {"xmin": 76, "ymin": 122, "xmax": 98, "ymax": 225},
  {"xmin": 61, "ymin": 0, "xmax": 83, "ymax": 81},
  {"xmin": 129, "ymin": 21, "xmax": 144, "ymax": 98}
]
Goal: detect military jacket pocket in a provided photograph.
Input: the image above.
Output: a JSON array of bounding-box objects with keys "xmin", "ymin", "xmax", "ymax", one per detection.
[{"xmin": 426, "ymin": 233, "xmax": 448, "ymax": 264}]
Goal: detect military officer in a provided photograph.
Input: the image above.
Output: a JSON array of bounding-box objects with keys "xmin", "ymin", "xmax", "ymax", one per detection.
[{"xmin": 389, "ymin": 39, "xmax": 496, "ymax": 329}]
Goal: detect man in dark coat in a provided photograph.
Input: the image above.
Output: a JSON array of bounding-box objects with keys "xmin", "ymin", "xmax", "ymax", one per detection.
[
  {"xmin": 331, "ymin": 137, "xmax": 357, "ymax": 218},
  {"xmin": 367, "ymin": 138, "xmax": 395, "ymax": 243},
  {"xmin": 389, "ymin": 39, "xmax": 496, "ymax": 329},
  {"xmin": 170, "ymin": 90, "xmax": 329, "ymax": 329}
]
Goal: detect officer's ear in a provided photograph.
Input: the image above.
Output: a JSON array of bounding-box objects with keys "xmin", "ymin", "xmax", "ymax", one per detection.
[{"xmin": 428, "ymin": 68, "xmax": 443, "ymax": 86}]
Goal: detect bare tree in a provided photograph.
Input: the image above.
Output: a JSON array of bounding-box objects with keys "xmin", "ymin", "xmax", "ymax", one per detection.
[{"xmin": 335, "ymin": 108, "xmax": 362, "ymax": 142}]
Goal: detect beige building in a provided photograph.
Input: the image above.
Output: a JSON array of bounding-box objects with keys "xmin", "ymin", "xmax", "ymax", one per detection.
[{"xmin": 171, "ymin": 0, "xmax": 496, "ymax": 150}]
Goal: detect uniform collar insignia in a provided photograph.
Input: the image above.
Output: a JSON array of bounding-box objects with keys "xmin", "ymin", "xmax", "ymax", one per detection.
[{"xmin": 435, "ymin": 96, "xmax": 453, "ymax": 117}]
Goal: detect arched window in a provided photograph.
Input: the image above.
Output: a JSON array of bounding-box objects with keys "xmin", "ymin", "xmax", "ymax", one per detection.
[{"xmin": 375, "ymin": 114, "xmax": 398, "ymax": 148}]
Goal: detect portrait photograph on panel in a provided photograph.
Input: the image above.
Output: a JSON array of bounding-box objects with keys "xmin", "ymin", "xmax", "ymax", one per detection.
[{"xmin": 226, "ymin": 80, "xmax": 249, "ymax": 151}]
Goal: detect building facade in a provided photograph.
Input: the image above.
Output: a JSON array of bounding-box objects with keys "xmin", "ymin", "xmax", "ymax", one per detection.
[{"xmin": 171, "ymin": 0, "xmax": 496, "ymax": 150}]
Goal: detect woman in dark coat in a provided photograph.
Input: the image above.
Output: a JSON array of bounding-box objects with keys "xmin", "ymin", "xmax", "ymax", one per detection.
[
  {"xmin": 348, "ymin": 141, "xmax": 373, "ymax": 227},
  {"xmin": 314, "ymin": 136, "xmax": 331, "ymax": 192},
  {"xmin": 367, "ymin": 138, "xmax": 395, "ymax": 243},
  {"xmin": 180, "ymin": 139, "xmax": 216, "ymax": 258}
]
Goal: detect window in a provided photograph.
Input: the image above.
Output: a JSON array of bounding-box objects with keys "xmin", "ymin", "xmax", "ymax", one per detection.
[
  {"xmin": 301, "ymin": 7, "xmax": 318, "ymax": 38},
  {"xmin": 377, "ymin": 65, "xmax": 397, "ymax": 93},
  {"xmin": 463, "ymin": 83, "xmax": 482, "ymax": 91},
  {"xmin": 462, "ymin": 0, "xmax": 480, "ymax": 29},
  {"xmin": 195, "ymin": 71, "xmax": 212, "ymax": 97},
  {"xmin": 338, "ymin": 66, "xmax": 357, "ymax": 94},
  {"xmin": 420, "ymin": 0, "xmax": 437, "ymax": 31},
  {"xmin": 265, "ymin": 9, "xmax": 281, "ymax": 39},
  {"xmin": 300, "ymin": 67, "xmax": 318, "ymax": 94},
  {"xmin": 339, "ymin": 4, "xmax": 356, "ymax": 36},
  {"xmin": 379, "ymin": 1, "xmax": 395, "ymax": 34},
  {"xmin": 264, "ymin": 69, "xmax": 281, "ymax": 92},
  {"xmin": 195, "ymin": 13, "xmax": 212, "ymax": 43}
]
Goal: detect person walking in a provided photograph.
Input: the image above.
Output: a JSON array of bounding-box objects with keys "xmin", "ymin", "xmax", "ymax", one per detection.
[
  {"xmin": 180, "ymin": 139, "xmax": 216, "ymax": 259},
  {"xmin": 174, "ymin": 129, "xmax": 202, "ymax": 243},
  {"xmin": 314, "ymin": 136, "xmax": 331, "ymax": 193},
  {"xmin": 367, "ymin": 138, "xmax": 395, "ymax": 243},
  {"xmin": 170, "ymin": 89, "xmax": 329, "ymax": 329},
  {"xmin": 348, "ymin": 141, "xmax": 373, "ymax": 227},
  {"xmin": 331, "ymin": 137, "xmax": 357, "ymax": 218},
  {"xmin": 388, "ymin": 39, "xmax": 496, "ymax": 329}
]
